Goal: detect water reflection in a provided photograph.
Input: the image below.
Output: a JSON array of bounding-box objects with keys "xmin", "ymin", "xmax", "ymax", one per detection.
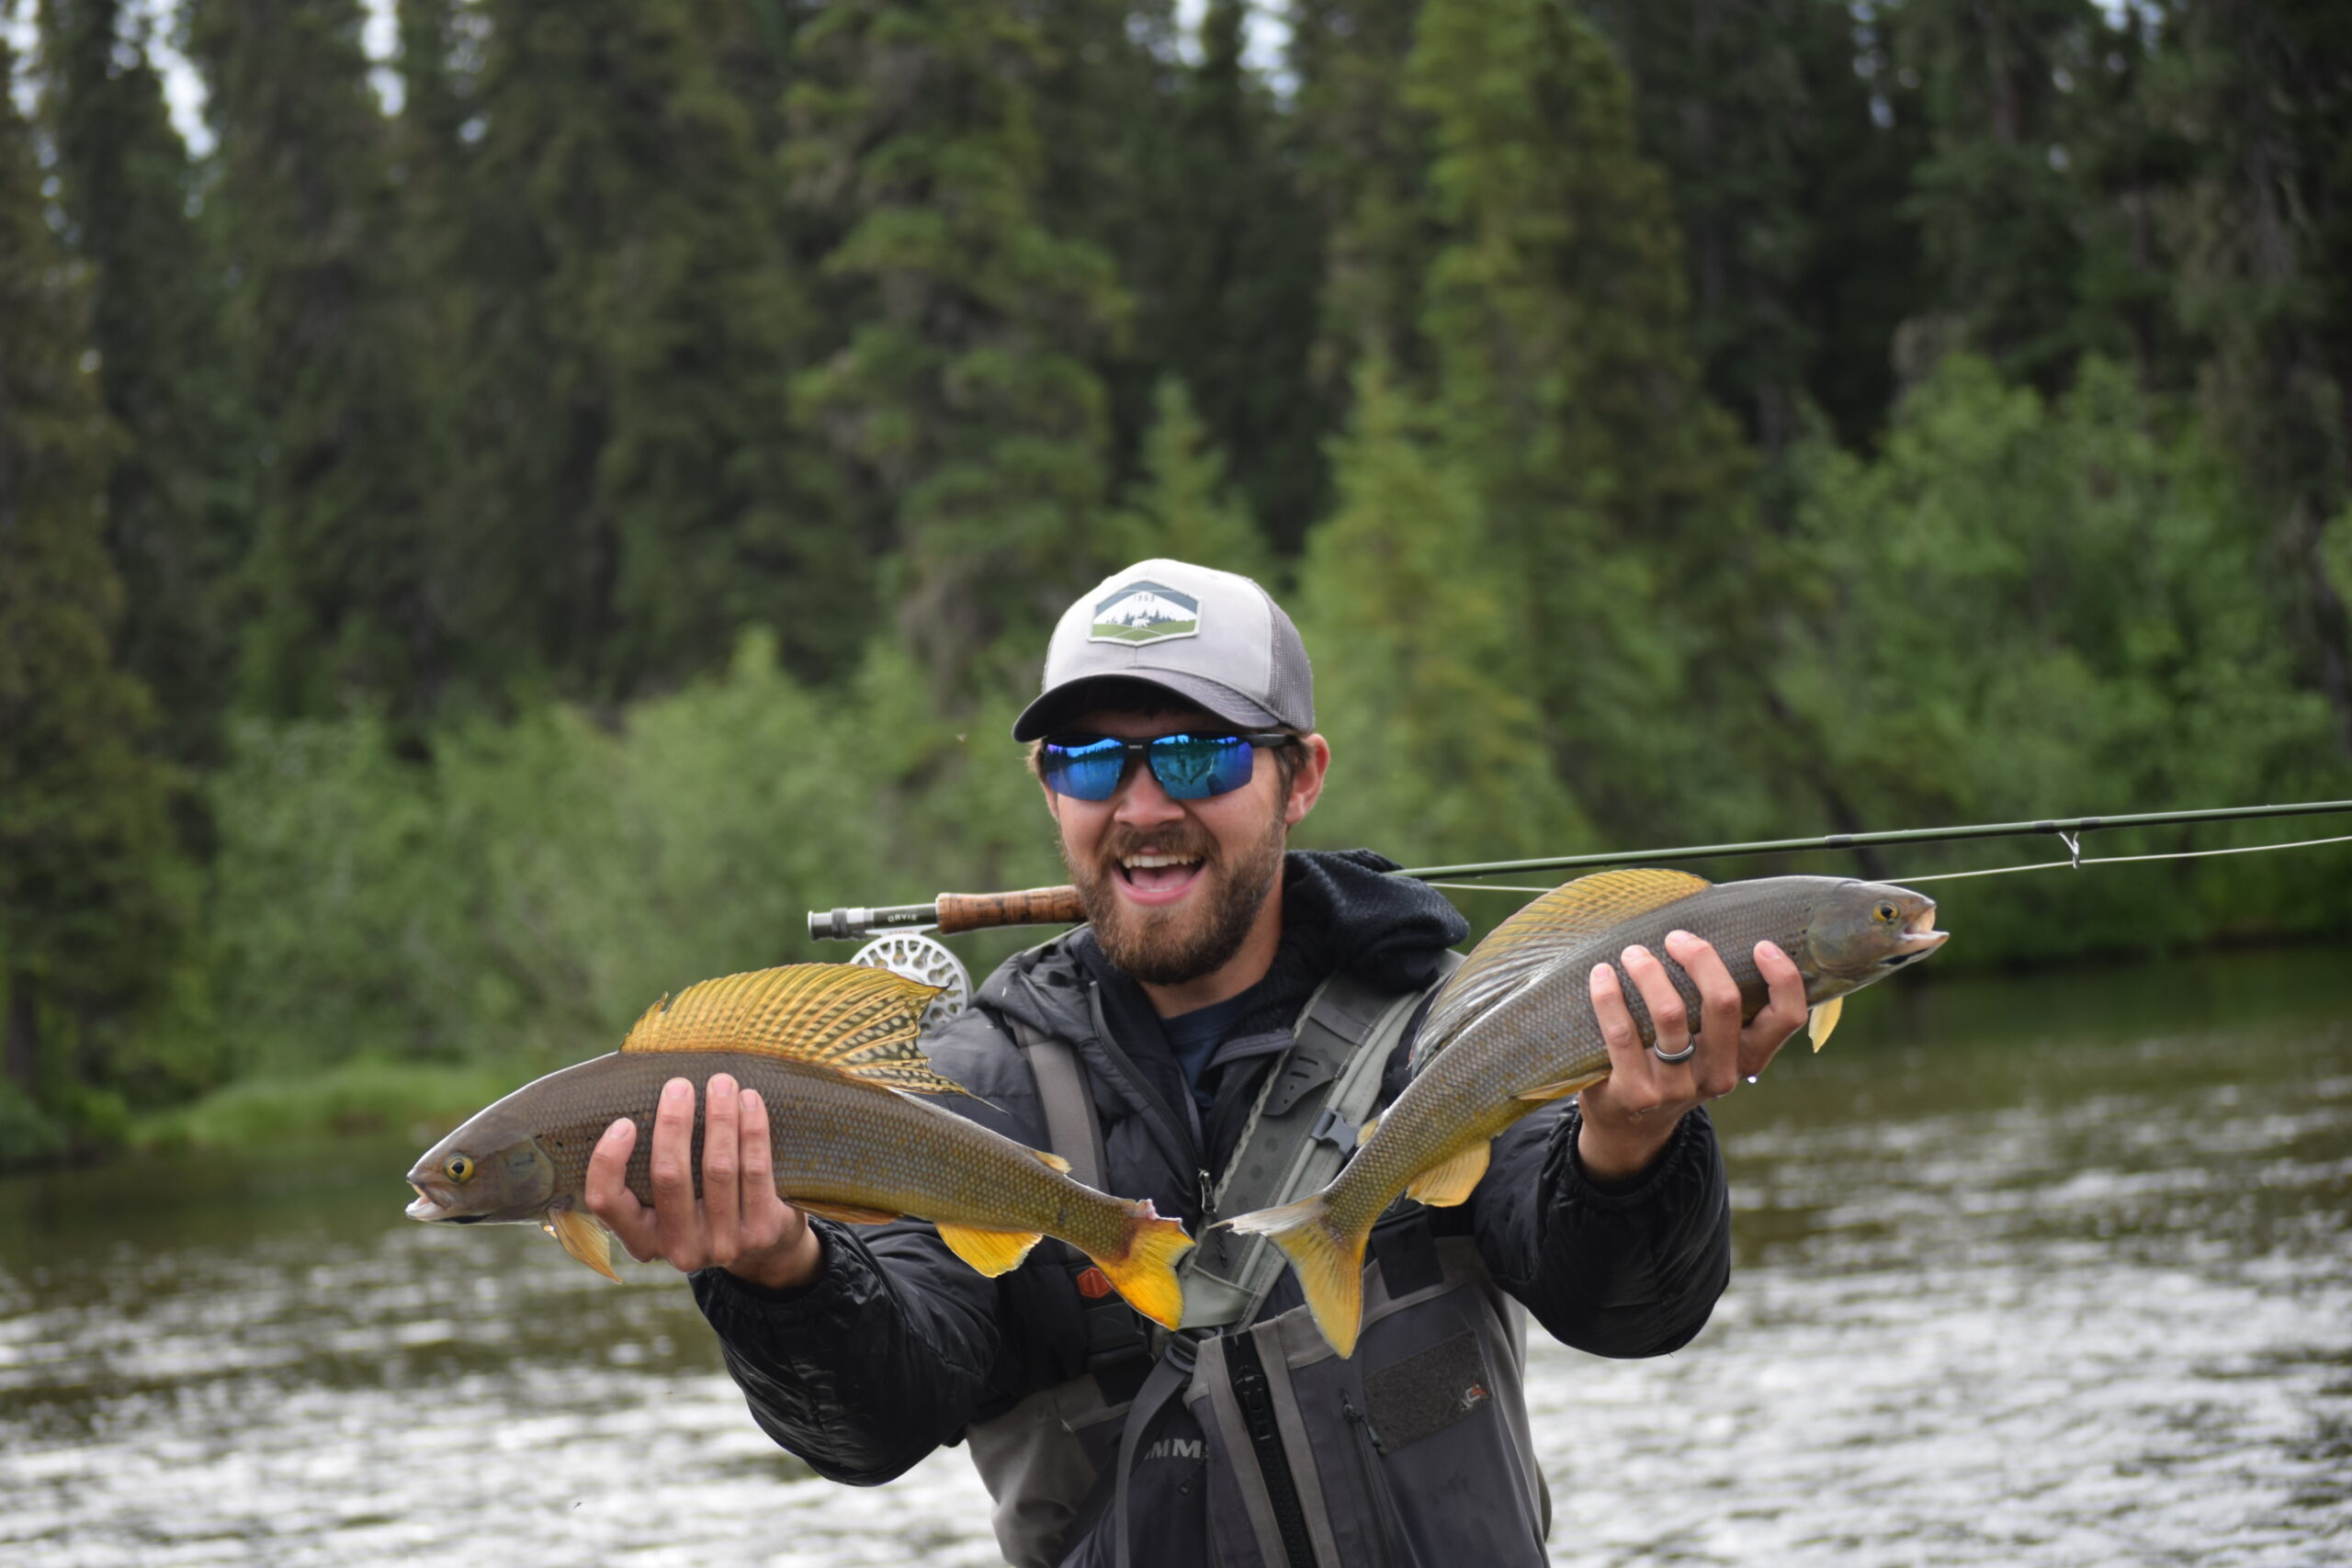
[{"xmin": 5, "ymin": 947, "xmax": 2347, "ymax": 1565}]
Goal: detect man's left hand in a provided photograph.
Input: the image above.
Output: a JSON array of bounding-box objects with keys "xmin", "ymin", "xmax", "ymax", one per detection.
[{"xmin": 1575, "ymin": 932, "xmax": 1810, "ymax": 1184}]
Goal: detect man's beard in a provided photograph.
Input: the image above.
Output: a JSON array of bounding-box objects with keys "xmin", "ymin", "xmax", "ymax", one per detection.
[{"xmin": 1065, "ymin": 808, "xmax": 1288, "ymax": 987}]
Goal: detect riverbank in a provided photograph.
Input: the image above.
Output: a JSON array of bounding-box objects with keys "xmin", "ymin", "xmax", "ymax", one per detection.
[{"xmin": 130, "ymin": 1060, "xmax": 523, "ymax": 1156}]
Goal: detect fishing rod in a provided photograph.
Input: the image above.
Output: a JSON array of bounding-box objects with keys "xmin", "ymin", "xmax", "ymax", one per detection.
[{"xmin": 807, "ymin": 797, "xmax": 2352, "ymax": 942}]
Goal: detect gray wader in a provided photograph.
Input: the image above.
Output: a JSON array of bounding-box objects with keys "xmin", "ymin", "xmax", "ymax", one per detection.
[{"xmin": 967, "ymin": 959, "xmax": 1555, "ymax": 1568}]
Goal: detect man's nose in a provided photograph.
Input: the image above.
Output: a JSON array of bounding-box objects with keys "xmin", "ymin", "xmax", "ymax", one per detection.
[{"xmin": 1112, "ymin": 756, "xmax": 1186, "ymax": 828}]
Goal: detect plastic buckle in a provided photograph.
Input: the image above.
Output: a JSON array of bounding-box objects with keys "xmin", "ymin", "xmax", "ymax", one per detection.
[{"xmin": 1308, "ymin": 1105, "xmax": 1358, "ymax": 1155}]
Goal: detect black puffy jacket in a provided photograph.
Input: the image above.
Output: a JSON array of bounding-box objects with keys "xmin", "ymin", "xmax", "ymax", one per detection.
[{"xmin": 692, "ymin": 850, "xmax": 1731, "ymax": 1562}]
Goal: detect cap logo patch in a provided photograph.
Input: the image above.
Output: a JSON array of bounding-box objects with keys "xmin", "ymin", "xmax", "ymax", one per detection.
[{"xmin": 1091, "ymin": 581, "xmax": 1200, "ymax": 645}]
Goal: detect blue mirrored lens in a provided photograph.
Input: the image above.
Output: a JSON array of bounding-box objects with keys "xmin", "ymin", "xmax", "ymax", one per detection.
[
  {"xmin": 1042, "ymin": 737, "xmax": 1129, "ymax": 801},
  {"xmin": 1148, "ymin": 735, "xmax": 1254, "ymax": 800}
]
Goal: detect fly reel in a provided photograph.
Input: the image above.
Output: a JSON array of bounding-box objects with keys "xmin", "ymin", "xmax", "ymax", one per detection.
[{"xmin": 848, "ymin": 931, "xmax": 972, "ymax": 1031}]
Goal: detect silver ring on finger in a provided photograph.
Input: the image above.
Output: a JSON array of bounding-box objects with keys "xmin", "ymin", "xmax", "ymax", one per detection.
[{"xmin": 1650, "ymin": 1036, "xmax": 1698, "ymax": 1065}]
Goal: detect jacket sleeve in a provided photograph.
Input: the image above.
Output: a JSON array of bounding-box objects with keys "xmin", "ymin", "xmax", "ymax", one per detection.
[
  {"xmin": 687, "ymin": 1003, "xmax": 1071, "ymax": 1486},
  {"xmin": 690, "ymin": 1216, "xmax": 1007, "ymax": 1485},
  {"xmin": 1467, "ymin": 1099, "xmax": 1731, "ymax": 1359}
]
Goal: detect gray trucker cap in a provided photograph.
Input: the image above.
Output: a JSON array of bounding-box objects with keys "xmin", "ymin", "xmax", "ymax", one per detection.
[{"xmin": 1012, "ymin": 559, "xmax": 1316, "ymax": 741}]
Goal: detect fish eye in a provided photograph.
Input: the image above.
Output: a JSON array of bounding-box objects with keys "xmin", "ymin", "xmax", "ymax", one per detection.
[
  {"xmin": 443, "ymin": 1154, "xmax": 476, "ymax": 1184},
  {"xmin": 1875, "ymin": 902, "xmax": 1897, "ymax": 922}
]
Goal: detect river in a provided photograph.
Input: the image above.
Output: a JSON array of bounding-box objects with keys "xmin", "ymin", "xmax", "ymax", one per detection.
[{"xmin": 4, "ymin": 947, "xmax": 2347, "ymax": 1565}]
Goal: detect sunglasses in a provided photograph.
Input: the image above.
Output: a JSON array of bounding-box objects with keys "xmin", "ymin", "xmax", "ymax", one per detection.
[{"xmin": 1040, "ymin": 731, "xmax": 1292, "ymax": 802}]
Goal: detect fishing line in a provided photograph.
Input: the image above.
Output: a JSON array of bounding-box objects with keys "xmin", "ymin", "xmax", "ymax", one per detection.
[
  {"xmin": 1892, "ymin": 830, "xmax": 2352, "ymax": 884},
  {"xmin": 1423, "ymin": 829, "xmax": 2352, "ymax": 896}
]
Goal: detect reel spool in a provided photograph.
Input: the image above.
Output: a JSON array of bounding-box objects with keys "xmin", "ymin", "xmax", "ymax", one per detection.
[{"xmin": 848, "ymin": 931, "xmax": 972, "ymax": 1031}]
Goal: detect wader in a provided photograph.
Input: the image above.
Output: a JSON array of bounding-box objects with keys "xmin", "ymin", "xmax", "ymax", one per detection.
[{"xmin": 966, "ymin": 957, "xmax": 1555, "ymax": 1568}]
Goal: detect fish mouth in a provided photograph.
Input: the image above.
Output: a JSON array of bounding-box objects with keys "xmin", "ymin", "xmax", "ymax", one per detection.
[
  {"xmin": 1881, "ymin": 907, "xmax": 1949, "ymax": 966},
  {"xmin": 405, "ymin": 1181, "xmax": 458, "ymax": 1222}
]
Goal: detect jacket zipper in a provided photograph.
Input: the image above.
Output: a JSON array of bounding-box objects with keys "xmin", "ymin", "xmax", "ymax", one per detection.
[
  {"xmin": 1341, "ymin": 1392, "xmax": 1417, "ymax": 1568},
  {"xmin": 1227, "ymin": 1334, "xmax": 1318, "ymax": 1568}
]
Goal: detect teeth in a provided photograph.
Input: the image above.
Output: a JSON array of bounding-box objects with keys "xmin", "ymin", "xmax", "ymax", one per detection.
[{"xmin": 1122, "ymin": 853, "xmax": 1201, "ymax": 870}]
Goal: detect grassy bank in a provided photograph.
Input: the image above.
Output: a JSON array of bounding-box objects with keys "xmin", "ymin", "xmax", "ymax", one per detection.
[{"xmin": 131, "ymin": 1060, "xmax": 527, "ymax": 1154}]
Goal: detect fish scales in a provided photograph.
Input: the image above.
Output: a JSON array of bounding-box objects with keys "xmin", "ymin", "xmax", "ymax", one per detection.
[
  {"xmin": 406, "ymin": 962, "xmax": 1193, "ymax": 1326},
  {"xmin": 1319, "ymin": 879, "xmax": 1811, "ymax": 1246},
  {"xmin": 470, "ymin": 1051, "xmax": 1136, "ymax": 1260},
  {"xmin": 1224, "ymin": 872, "xmax": 1948, "ymax": 1356}
]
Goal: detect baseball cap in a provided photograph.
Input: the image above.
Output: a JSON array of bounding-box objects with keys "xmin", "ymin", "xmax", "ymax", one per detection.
[{"xmin": 1012, "ymin": 559, "xmax": 1316, "ymax": 741}]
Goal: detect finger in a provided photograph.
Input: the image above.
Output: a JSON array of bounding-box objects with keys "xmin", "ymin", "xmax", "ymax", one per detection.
[
  {"xmin": 702, "ymin": 1075, "xmax": 742, "ymax": 1266},
  {"xmin": 1620, "ymin": 944, "xmax": 1693, "ymax": 1065},
  {"xmin": 1740, "ymin": 941, "xmax": 1812, "ymax": 1077},
  {"xmin": 648, "ymin": 1077, "xmax": 706, "ymax": 1265},
  {"xmin": 586, "ymin": 1117, "xmax": 661, "ymax": 1261},
  {"xmin": 1588, "ymin": 961, "xmax": 1659, "ymax": 1110},
  {"xmin": 1663, "ymin": 931, "xmax": 1743, "ymax": 1100},
  {"xmin": 739, "ymin": 1089, "xmax": 791, "ymax": 1245}
]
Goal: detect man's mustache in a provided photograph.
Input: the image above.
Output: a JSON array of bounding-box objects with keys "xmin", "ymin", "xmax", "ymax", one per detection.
[{"xmin": 1100, "ymin": 830, "xmax": 1217, "ymax": 865}]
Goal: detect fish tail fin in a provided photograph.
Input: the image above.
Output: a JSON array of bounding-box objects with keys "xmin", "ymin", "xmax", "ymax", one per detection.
[
  {"xmin": 1091, "ymin": 1201, "xmax": 1194, "ymax": 1332},
  {"xmin": 1222, "ymin": 1195, "xmax": 1370, "ymax": 1358}
]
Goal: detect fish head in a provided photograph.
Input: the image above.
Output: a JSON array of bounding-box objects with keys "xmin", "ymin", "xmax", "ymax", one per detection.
[
  {"xmin": 1801, "ymin": 880, "xmax": 1949, "ymax": 990},
  {"xmin": 405, "ymin": 1119, "xmax": 556, "ymax": 1225}
]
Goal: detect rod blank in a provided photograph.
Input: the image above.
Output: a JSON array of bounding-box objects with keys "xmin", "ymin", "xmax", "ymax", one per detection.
[{"xmin": 805, "ymin": 798, "xmax": 2352, "ymax": 941}]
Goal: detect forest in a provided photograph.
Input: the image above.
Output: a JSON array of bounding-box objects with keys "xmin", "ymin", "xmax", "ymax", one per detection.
[{"xmin": 2, "ymin": 0, "xmax": 2348, "ymax": 1164}]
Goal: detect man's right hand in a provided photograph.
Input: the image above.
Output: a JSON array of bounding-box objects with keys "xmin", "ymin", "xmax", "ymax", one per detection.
[{"xmin": 585, "ymin": 1073, "xmax": 824, "ymax": 1292}]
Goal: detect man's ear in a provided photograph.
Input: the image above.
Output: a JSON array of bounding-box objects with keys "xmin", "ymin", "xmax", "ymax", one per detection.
[{"xmin": 1283, "ymin": 734, "xmax": 1332, "ymax": 829}]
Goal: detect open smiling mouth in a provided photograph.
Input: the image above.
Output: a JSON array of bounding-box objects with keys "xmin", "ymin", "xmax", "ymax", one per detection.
[{"xmin": 1117, "ymin": 852, "xmax": 1205, "ymax": 898}]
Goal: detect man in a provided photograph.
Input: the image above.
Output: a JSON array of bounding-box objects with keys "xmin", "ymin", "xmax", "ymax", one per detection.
[{"xmin": 586, "ymin": 559, "xmax": 1810, "ymax": 1566}]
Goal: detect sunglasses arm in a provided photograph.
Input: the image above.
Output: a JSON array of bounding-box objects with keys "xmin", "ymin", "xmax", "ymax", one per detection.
[{"xmin": 808, "ymin": 885, "xmax": 1085, "ymax": 943}]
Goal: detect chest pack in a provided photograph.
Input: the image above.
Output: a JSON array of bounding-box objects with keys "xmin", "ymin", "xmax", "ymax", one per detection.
[{"xmin": 967, "ymin": 953, "xmax": 1557, "ymax": 1568}]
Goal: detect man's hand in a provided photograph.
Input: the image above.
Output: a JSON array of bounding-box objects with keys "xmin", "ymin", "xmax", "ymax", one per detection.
[
  {"xmin": 1575, "ymin": 933, "xmax": 1810, "ymax": 1184},
  {"xmin": 585, "ymin": 1073, "xmax": 824, "ymax": 1292}
]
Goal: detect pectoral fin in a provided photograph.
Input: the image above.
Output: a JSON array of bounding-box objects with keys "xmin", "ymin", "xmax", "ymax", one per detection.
[
  {"xmin": 1404, "ymin": 1140, "xmax": 1491, "ymax": 1207},
  {"xmin": 1515, "ymin": 1067, "xmax": 1608, "ymax": 1102},
  {"xmin": 935, "ymin": 1223, "xmax": 1045, "ymax": 1277},
  {"xmin": 545, "ymin": 1206, "xmax": 621, "ymax": 1282},
  {"xmin": 1808, "ymin": 996, "xmax": 1844, "ymax": 1053}
]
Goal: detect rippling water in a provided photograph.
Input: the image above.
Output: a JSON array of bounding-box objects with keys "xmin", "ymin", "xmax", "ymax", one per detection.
[{"xmin": 5, "ymin": 948, "xmax": 2348, "ymax": 1565}]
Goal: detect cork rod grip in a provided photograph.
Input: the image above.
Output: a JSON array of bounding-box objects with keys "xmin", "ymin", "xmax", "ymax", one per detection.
[{"xmin": 934, "ymin": 886, "xmax": 1088, "ymax": 934}]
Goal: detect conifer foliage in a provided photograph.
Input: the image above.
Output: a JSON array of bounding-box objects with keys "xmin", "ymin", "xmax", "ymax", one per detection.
[
  {"xmin": 0, "ymin": 40, "xmax": 187, "ymax": 1121},
  {"xmin": 3, "ymin": 0, "xmax": 2349, "ymax": 1156}
]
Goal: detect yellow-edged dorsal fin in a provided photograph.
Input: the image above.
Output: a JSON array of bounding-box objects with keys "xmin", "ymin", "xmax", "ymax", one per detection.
[
  {"xmin": 936, "ymin": 1223, "xmax": 1045, "ymax": 1277},
  {"xmin": 1808, "ymin": 995, "xmax": 1844, "ymax": 1053},
  {"xmin": 621, "ymin": 964, "xmax": 976, "ymax": 1095},
  {"xmin": 1414, "ymin": 869, "xmax": 1713, "ymax": 1075},
  {"xmin": 1403, "ymin": 1139, "xmax": 1491, "ymax": 1207},
  {"xmin": 1033, "ymin": 1149, "xmax": 1071, "ymax": 1173},
  {"xmin": 1514, "ymin": 1066, "xmax": 1610, "ymax": 1102},
  {"xmin": 545, "ymin": 1205, "xmax": 620, "ymax": 1281}
]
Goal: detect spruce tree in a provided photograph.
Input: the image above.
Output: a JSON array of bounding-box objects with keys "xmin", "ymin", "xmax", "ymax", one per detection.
[
  {"xmin": 39, "ymin": 0, "xmax": 244, "ymax": 765},
  {"xmin": 1295, "ymin": 365, "xmax": 1584, "ymax": 862},
  {"xmin": 0, "ymin": 38, "xmax": 186, "ymax": 1113},
  {"xmin": 786, "ymin": 0, "xmax": 1125, "ymax": 694},
  {"xmin": 1584, "ymin": 0, "xmax": 1928, "ymax": 451},
  {"xmin": 2162, "ymin": 0, "xmax": 2352, "ymax": 755},
  {"xmin": 1109, "ymin": 378, "xmax": 1273, "ymax": 580},
  {"xmin": 1289, "ymin": 0, "xmax": 1441, "ymax": 395},
  {"xmin": 189, "ymin": 0, "xmax": 443, "ymax": 720},
  {"xmin": 1125, "ymin": 0, "xmax": 1328, "ymax": 549},
  {"xmin": 1408, "ymin": 0, "xmax": 1768, "ymax": 839},
  {"xmin": 450, "ymin": 0, "xmax": 839, "ymax": 700},
  {"xmin": 1893, "ymin": 0, "xmax": 2154, "ymax": 389}
]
